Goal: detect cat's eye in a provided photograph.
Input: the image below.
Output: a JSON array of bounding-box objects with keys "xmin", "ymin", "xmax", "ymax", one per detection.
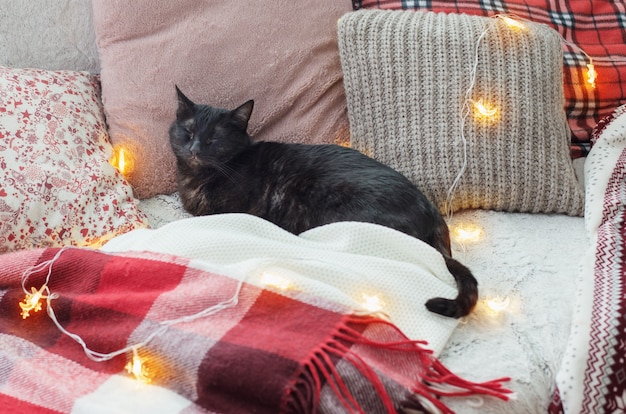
[
  {"xmin": 182, "ymin": 123, "xmax": 196, "ymax": 140},
  {"xmin": 184, "ymin": 128, "xmax": 195, "ymax": 141}
]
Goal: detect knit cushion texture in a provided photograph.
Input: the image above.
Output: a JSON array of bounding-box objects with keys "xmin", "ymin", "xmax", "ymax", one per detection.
[
  {"xmin": 352, "ymin": 0, "xmax": 626, "ymax": 159},
  {"xmin": 338, "ymin": 10, "xmax": 585, "ymax": 216}
]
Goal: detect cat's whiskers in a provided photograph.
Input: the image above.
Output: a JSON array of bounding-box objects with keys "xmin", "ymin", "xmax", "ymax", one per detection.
[{"xmin": 212, "ymin": 161, "xmax": 246, "ymax": 190}]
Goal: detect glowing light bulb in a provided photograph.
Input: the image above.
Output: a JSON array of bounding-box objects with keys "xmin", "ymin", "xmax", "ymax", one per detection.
[
  {"xmin": 586, "ymin": 62, "xmax": 597, "ymax": 89},
  {"xmin": 484, "ymin": 296, "xmax": 511, "ymax": 314},
  {"xmin": 362, "ymin": 294, "xmax": 384, "ymax": 313},
  {"xmin": 471, "ymin": 99, "xmax": 500, "ymax": 124},
  {"xmin": 452, "ymin": 224, "xmax": 483, "ymax": 243},
  {"xmin": 118, "ymin": 148, "xmax": 126, "ymax": 172},
  {"xmin": 500, "ymin": 16, "xmax": 527, "ymax": 31},
  {"xmin": 260, "ymin": 272, "xmax": 292, "ymax": 291},
  {"xmin": 110, "ymin": 146, "xmax": 133, "ymax": 176},
  {"xmin": 19, "ymin": 286, "xmax": 47, "ymax": 319},
  {"xmin": 125, "ymin": 348, "xmax": 150, "ymax": 383}
]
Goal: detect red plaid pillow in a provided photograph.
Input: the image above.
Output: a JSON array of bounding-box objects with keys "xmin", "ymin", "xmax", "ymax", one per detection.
[{"xmin": 352, "ymin": 0, "xmax": 626, "ymax": 158}]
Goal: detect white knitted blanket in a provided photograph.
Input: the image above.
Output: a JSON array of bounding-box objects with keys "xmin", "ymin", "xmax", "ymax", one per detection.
[{"xmin": 101, "ymin": 213, "xmax": 460, "ymax": 354}]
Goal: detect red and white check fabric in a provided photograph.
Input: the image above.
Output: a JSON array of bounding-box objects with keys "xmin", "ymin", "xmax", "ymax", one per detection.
[
  {"xmin": 0, "ymin": 247, "xmax": 511, "ymax": 413},
  {"xmin": 352, "ymin": 0, "xmax": 626, "ymax": 158}
]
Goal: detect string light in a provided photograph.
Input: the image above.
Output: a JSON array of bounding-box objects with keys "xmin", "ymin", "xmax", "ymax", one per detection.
[
  {"xmin": 118, "ymin": 147, "xmax": 127, "ymax": 172},
  {"xmin": 110, "ymin": 145, "xmax": 133, "ymax": 176},
  {"xmin": 19, "ymin": 248, "xmax": 67, "ymax": 319},
  {"xmin": 18, "ymin": 248, "xmax": 243, "ymax": 384},
  {"xmin": 361, "ymin": 294, "xmax": 384, "ymax": 313},
  {"xmin": 465, "ymin": 295, "xmax": 513, "ymax": 326},
  {"xmin": 446, "ymin": 13, "xmax": 603, "ymax": 217},
  {"xmin": 586, "ymin": 61, "xmax": 597, "ymax": 89},
  {"xmin": 446, "ymin": 15, "xmax": 499, "ymax": 217},
  {"xmin": 548, "ymin": 22, "xmax": 603, "ymax": 91},
  {"xmin": 259, "ymin": 272, "xmax": 388, "ymax": 318},
  {"xmin": 125, "ymin": 348, "xmax": 151, "ymax": 384},
  {"xmin": 486, "ymin": 297, "xmax": 510, "ymax": 313},
  {"xmin": 484, "ymin": 296, "xmax": 511, "ymax": 314},
  {"xmin": 19, "ymin": 286, "xmax": 47, "ymax": 319},
  {"xmin": 259, "ymin": 272, "xmax": 293, "ymax": 291},
  {"xmin": 470, "ymin": 99, "xmax": 500, "ymax": 124},
  {"xmin": 499, "ymin": 15, "xmax": 527, "ymax": 31},
  {"xmin": 452, "ymin": 223, "xmax": 483, "ymax": 243}
]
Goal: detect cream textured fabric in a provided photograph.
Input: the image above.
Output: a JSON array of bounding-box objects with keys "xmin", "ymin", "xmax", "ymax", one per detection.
[
  {"xmin": 102, "ymin": 213, "xmax": 459, "ymax": 354},
  {"xmin": 338, "ymin": 10, "xmax": 585, "ymax": 216}
]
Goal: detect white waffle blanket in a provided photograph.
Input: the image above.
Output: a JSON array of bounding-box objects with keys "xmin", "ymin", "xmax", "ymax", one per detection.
[{"xmin": 102, "ymin": 213, "xmax": 460, "ymax": 354}]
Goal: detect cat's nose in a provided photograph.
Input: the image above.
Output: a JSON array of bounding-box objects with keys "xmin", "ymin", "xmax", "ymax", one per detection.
[{"xmin": 189, "ymin": 140, "xmax": 201, "ymax": 157}]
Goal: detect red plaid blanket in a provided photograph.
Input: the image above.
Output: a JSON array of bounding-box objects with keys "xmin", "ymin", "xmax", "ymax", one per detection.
[
  {"xmin": 352, "ymin": 0, "xmax": 626, "ymax": 158},
  {"xmin": 0, "ymin": 247, "xmax": 511, "ymax": 413}
]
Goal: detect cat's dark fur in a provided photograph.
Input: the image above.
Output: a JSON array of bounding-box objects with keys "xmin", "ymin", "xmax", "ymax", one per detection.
[{"xmin": 169, "ymin": 86, "xmax": 478, "ymax": 318}]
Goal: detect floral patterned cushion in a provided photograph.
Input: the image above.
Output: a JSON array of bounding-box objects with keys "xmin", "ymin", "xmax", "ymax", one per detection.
[{"xmin": 0, "ymin": 66, "xmax": 148, "ymax": 252}]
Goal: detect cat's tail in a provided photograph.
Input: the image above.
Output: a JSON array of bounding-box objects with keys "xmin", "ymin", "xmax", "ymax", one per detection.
[{"xmin": 425, "ymin": 256, "xmax": 478, "ymax": 318}]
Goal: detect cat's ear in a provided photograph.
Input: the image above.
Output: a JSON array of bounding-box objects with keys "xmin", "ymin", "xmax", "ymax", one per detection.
[
  {"xmin": 230, "ymin": 100, "xmax": 254, "ymax": 130},
  {"xmin": 175, "ymin": 85, "xmax": 195, "ymax": 120}
]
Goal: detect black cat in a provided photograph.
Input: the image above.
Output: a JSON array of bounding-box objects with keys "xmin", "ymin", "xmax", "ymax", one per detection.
[{"xmin": 169, "ymin": 86, "xmax": 478, "ymax": 318}]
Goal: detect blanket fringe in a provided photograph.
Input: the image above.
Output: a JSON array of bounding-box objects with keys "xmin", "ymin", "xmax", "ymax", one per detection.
[{"xmin": 283, "ymin": 315, "xmax": 512, "ymax": 414}]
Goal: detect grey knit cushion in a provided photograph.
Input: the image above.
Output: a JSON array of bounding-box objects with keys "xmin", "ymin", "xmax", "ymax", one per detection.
[{"xmin": 338, "ymin": 10, "xmax": 585, "ymax": 216}]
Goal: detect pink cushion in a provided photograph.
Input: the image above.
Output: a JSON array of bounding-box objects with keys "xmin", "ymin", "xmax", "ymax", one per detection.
[
  {"xmin": 92, "ymin": 0, "xmax": 352, "ymax": 199},
  {"xmin": 0, "ymin": 67, "xmax": 148, "ymax": 252}
]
